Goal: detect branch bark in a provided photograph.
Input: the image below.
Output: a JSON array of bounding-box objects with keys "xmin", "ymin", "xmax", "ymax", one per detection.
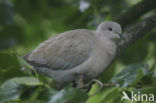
[
  {"xmin": 117, "ymin": 14, "xmax": 156, "ymax": 55},
  {"xmin": 114, "ymin": 0, "xmax": 156, "ymax": 27}
]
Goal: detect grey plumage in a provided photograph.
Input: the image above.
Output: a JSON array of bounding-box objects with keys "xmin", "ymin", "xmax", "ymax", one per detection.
[{"xmin": 24, "ymin": 21, "xmax": 123, "ymax": 85}]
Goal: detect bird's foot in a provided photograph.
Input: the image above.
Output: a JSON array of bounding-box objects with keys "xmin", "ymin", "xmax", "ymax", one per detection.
[
  {"xmin": 74, "ymin": 75, "xmax": 92, "ymax": 92},
  {"xmin": 74, "ymin": 76, "xmax": 115, "ymax": 94},
  {"xmin": 90, "ymin": 79, "xmax": 115, "ymax": 96},
  {"xmin": 92, "ymin": 79, "xmax": 115, "ymax": 87}
]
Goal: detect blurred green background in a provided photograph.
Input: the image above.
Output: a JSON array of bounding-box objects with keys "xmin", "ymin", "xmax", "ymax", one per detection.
[{"xmin": 0, "ymin": 0, "xmax": 156, "ymax": 103}]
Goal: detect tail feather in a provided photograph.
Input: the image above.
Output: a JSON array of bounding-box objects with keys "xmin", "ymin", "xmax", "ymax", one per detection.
[{"xmin": 22, "ymin": 52, "xmax": 48, "ymax": 67}]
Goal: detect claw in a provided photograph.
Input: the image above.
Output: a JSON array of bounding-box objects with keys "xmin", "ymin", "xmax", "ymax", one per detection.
[{"xmin": 90, "ymin": 79, "xmax": 115, "ymax": 96}]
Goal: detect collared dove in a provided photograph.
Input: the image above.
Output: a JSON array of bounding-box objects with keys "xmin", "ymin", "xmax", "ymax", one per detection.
[{"xmin": 23, "ymin": 21, "xmax": 124, "ymax": 88}]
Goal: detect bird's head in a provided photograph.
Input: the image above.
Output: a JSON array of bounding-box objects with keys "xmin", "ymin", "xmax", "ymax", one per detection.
[{"xmin": 96, "ymin": 21, "xmax": 125, "ymax": 41}]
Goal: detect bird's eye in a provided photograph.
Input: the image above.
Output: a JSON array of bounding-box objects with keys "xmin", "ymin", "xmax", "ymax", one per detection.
[{"xmin": 108, "ymin": 28, "xmax": 112, "ymax": 31}]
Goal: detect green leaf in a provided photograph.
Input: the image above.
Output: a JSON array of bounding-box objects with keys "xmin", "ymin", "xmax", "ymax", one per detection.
[
  {"xmin": 0, "ymin": 53, "xmax": 25, "ymax": 82},
  {"xmin": 47, "ymin": 86, "xmax": 88, "ymax": 103},
  {"xmin": 0, "ymin": 53, "xmax": 20, "ymax": 69},
  {"xmin": 0, "ymin": 79, "xmax": 21, "ymax": 103},
  {"xmin": 36, "ymin": 88, "xmax": 58, "ymax": 102},
  {"xmin": 141, "ymin": 73, "xmax": 155, "ymax": 85},
  {"xmin": 12, "ymin": 77, "xmax": 42, "ymax": 86},
  {"xmin": 134, "ymin": 86, "xmax": 156, "ymax": 95},
  {"xmin": 17, "ymin": 56, "xmax": 39, "ymax": 79},
  {"xmin": 0, "ymin": 66, "xmax": 25, "ymax": 83},
  {"xmin": 0, "ymin": 76, "xmax": 41, "ymax": 103},
  {"xmin": 112, "ymin": 63, "xmax": 149, "ymax": 88},
  {"xmin": 16, "ymin": 55, "xmax": 33, "ymax": 69},
  {"xmin": 99, "ymin": 87, "xmax": 121, "ymax": 103}
]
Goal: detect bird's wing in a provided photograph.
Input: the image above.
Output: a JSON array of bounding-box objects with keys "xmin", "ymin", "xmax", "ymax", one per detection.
[{"xmin": 27, "ymin": 29, "xmax": 97, "ymax": 70}]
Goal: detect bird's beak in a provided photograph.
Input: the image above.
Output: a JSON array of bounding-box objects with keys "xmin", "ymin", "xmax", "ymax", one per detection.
[{"xmin": 117, "ymin": 33, "xmax": 125, "ymax": 40}]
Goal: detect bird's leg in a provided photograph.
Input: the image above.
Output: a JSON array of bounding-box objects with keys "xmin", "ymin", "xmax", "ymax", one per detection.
[
  {"xmin": 74, "ymin": 75, "xmax": 92, "ymax": 92},
  {"xmin": 74, "ymin": 75, "xmax": 93, "ymax": 92},
  {"xmin": 75, "ymin": 75, "xmax": 85, "ymax": 89}
]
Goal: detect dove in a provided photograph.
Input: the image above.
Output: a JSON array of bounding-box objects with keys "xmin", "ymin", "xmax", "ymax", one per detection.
[{"xmin": 23, "ymin": 21, "xmax": 124, "ymax": 88}]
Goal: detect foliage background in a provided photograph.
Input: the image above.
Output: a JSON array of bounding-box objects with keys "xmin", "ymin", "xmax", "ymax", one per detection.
[{"xmin": 0, "ymin": 0, "xmax": 156, "ymax": 103}]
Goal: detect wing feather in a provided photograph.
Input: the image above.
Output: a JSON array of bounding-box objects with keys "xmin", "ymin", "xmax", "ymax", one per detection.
[{"xmin": 27, "ymin": 29, "xmax": 96, "ymax": 70}]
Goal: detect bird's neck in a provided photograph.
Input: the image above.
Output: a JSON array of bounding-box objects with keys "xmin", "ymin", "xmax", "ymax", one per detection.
[
  {"xmin": 96, "ymin": 32, "xmax": 117, "ymax": 56},
  {"xmin": 103, "ymin": 36, "xmax": 117, "ymax": 56}
]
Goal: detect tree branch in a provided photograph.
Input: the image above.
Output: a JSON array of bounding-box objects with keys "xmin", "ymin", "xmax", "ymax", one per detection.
[
  {"xmin": 114, "ymin": 0, "xmax": 156, "ymax": 27},
  {"xmin": 117, "ymin": 14, "xmax": 156, "ymax": 55},
  {"xmin": 94, "ymin": 14, "xmax": 156, "ymax": 92}
]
